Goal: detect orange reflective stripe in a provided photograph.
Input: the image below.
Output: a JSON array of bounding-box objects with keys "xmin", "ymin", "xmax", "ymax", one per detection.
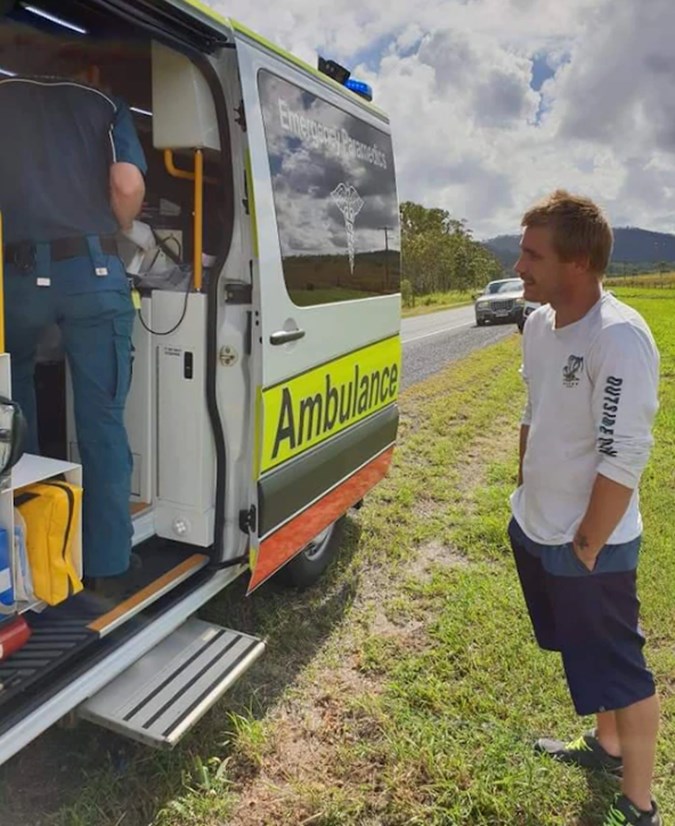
[{"xmin": 247, "ymin": 446, "xmax": 395, "ymax": 593}]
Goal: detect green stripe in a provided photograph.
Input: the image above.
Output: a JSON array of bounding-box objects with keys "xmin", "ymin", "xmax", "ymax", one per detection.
[{"xmin": 258, "ymin": 404, "xmax": 398, "ymax": 536}]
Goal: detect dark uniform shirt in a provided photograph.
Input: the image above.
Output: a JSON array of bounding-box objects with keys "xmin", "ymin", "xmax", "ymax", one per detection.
[{"xmin": 0, "ymin": 77, "xmax": 147, "ymax": 244}]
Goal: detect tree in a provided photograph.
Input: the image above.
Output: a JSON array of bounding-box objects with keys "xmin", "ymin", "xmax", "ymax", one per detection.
[{"xmin": 400, "ymin": 201, "xmax": 503, "ymax": 296}]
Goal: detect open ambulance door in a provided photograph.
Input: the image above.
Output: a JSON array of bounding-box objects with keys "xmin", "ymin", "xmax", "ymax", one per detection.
[{"xmin": 233, "ymin": 27, "xmax": 402, "ymax": 593}]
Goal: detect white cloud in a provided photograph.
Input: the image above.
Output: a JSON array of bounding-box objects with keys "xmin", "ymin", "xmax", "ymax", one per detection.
[{"xmin": 207, "ymin": 0, "xmax": 675, "ymax": 239}]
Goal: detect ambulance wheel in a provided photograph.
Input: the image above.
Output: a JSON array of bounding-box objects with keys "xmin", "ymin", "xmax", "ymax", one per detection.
[{"xmin": 277, "ymin": 518, "xmax": 344, "ymax": 589}]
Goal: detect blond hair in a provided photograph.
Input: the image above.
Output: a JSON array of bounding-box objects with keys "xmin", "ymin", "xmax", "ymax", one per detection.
[{"xmin": 522, "ymin": 189, "xmax": 613, "ymax": 274}]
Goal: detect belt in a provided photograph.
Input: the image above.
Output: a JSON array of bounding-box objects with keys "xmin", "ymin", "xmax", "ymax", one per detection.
[{"xmin": 4, "ymin": 236, "xmax": 118, "ymax": 270}]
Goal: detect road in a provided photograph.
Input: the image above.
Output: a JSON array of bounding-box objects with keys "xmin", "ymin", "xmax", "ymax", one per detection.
[{"xmin": 401, "ymin": 305, "xmax": 517, "ymax": 389}]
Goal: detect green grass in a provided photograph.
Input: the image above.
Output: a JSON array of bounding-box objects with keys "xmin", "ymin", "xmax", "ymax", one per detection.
[
  {"xmin": 401, "ymin": 289, "xmax": 473, "ymax": 317},
  {"xmin": 1, "ymin": 289, "xmax": 673, "ymax": 825},
  {"xmin": 605, "ymin": 271, "xmax": 675, "ymax": 290},
  {"xmin": 358, "ymin": 291, "xmax": 674, "ymax": 825}
]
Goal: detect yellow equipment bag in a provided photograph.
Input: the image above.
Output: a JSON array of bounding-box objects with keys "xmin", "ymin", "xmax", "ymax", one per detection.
[{"xmin": 15, "ymin": 481, "xmax": 83, "ymax": 606}]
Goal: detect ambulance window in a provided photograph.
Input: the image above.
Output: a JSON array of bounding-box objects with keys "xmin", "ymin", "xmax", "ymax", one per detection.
[{"xmin": 258, "ymin": 70, "xmax": 400, "ymax": 306}]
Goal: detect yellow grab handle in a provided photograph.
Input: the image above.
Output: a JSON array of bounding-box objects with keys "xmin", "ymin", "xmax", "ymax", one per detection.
[
  {"xmin": 163, "ymin": 149, "xmax": 195, "ymax": 182},
  {"xmin": 193, "ymin": 149, "xmax": 203, "ymax": 293},
  {"xmin": 163, "ymin": 149, "xmax": 213, "ymax": 292},
  {"xmin": 0, "ymin": 213, "xmax": 4, "ymax": 353},
  {"xmin": 163, "ymin": 149, "xmax": 218, "ymax": 185}
]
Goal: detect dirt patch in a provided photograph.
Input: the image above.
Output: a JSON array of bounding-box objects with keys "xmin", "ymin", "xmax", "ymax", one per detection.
[
  {"xmin": 396, "ymin": 407, "xmax": 426, "ymax": 437},
  {"xmin": 225, "ymin": 538, "xmax": 460, "ymax": 826},
  {"xmin": 414, "ymin": 497, "xmax": 444, "ymax": 519},
  {"xmin": 227, "ymin": 658, "xmax": 381, "ymax": 825},
  {"xmin": 409, "ymin": 539, "xmax": 470, "ymax": 583},
  {"xmin": 370, "ymin": 607, "xmax": 424, "ymax": 638},
  {"xmin": 225, "ymin": 407, "xmax": 523, "ymax": 825},
  {"xmin": 454, "ymin": 414, "xmax": 519, "ymax": 494}
]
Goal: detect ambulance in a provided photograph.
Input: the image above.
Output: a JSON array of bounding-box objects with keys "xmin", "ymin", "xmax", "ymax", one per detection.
[{"xmin": 0, "ymin": 0, "xmax": 401, "ymax": 761}]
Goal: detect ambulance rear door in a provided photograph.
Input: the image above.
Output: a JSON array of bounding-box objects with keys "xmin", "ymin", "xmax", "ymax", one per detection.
[{"xmin": 234, "ymin": 26, "xmax": 402, "ymax": 592}]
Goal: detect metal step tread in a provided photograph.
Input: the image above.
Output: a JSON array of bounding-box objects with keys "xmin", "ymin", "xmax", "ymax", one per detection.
[{"xmin": 78, "ymin": 618, "xmax": 265, "ymax": 747}]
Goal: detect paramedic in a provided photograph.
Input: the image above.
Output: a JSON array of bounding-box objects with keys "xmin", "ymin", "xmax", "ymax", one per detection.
[
  {"xmin": 509, "ymin": 190, "xmax": 661, "ymax": 826},
  {"xmin": 0, "ymin": 71, "xmax": 146, "ymax": 585}
]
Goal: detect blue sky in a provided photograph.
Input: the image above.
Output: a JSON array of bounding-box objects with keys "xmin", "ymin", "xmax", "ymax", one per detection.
[
  {"xmin": 530, "ymin": 53, "xmax": 556, "ymax": 92},
  {"xmin": 530, "ymin": 52, "xmax": 563, "ymax": 125}
]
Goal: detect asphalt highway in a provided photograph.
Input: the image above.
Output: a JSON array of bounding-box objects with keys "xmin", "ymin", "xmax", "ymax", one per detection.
[{"xmin": 401, "ymin": 305, "xmax": 517, "ymax": 390}]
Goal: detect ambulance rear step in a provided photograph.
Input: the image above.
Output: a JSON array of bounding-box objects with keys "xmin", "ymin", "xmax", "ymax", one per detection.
[{"xmin": 77, "ymin": 618, "xmax": 265, "ymax": 748}]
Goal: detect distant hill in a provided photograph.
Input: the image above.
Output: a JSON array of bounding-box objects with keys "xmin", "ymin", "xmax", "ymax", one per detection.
[{"xmin": 484, "ymin": 227, "xmax": 675, "ymax": 271}]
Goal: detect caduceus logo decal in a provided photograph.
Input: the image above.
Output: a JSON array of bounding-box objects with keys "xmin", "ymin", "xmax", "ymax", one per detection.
[{"xmin": 331, "ymin": 183, "xmax": 364, "ymax": 275}]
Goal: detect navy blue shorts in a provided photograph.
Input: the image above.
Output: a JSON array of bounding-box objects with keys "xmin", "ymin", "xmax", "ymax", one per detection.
[{"xmin": 508, "ymin": 518, "xmax": 655, "ymax": 716}]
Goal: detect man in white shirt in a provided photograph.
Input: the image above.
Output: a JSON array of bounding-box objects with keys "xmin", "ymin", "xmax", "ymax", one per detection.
[{"xmin": 509, "ymin": 190, "xmax": 661, "ymax": 826}]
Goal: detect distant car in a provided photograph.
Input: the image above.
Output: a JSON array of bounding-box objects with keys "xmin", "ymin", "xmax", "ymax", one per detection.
[{"xmin": 474, "ymin": 278, "xmax": 525, "ymax": 327}]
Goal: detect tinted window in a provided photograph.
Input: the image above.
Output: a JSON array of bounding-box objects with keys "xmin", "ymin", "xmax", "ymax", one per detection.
[
  {"xmin": 496, "ymin": 280, "xmax": 522, "ymax": 294},
  {"xmin": 258, "ymin": 70, "xmax": 400, "ymax": 306},
  {"xmin": 487, "ymin": 280, "xmax": 521, "ymax": 294}
]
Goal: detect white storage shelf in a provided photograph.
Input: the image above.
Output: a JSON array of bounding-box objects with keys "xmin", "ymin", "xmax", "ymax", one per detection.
[
  {"xmin": 0, "ymin": 354, "xmax": 84, "ymax": 619},
  {"xmin": 0, "ymin": 454, "xmax": 83, "ymax": 618},
  {"xmin": 11, "ymin": 454, "xmax": 82, "ymax": 492},
  {"xmin": 0, "ymin": 353, "xmax": 82, "ymax": 616}
]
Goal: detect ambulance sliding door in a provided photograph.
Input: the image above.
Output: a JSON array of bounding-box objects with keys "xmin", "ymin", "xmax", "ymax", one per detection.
[{"xmin": 235, "ymin": 31, "xmax": 402, "ymax": 591}]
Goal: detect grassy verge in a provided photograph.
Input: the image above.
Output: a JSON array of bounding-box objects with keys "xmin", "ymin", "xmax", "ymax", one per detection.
[
  {"xmin": 605, "ymin": 271, "xmax": 675, "ymax": 290},
  {"xmin": 401, "ymin": 290, "xmax": 473, "ymax": 317},
  {"xmin": 2, "ymin": 291, "xmax": 673, "ymax": 825}
]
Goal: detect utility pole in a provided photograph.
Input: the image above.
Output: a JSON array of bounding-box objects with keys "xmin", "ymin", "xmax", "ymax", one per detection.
[{"xmin": 380, "ymin": 226, "xmax": 391, "ymax": 291}]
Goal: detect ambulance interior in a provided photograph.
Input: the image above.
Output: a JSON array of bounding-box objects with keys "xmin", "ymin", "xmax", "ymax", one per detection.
[{"xmin": 0, "ymin": 0, "xmax": 237, "ymax": 693}]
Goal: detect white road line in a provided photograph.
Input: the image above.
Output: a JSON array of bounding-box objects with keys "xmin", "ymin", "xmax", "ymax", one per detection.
[{"xmin": 402, "ymin": 319, "xmax": 473, "ymax": 344}]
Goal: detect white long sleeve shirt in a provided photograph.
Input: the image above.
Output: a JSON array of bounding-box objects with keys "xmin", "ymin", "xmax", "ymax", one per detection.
[{"xmin": 510, "ymin": 292, "xmax": 659, "ymax": 545}]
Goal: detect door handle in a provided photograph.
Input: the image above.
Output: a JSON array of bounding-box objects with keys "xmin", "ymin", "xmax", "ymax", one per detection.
[{"xmin": 269, "ymin": 328, "xmax": 306, "ymax": 345}]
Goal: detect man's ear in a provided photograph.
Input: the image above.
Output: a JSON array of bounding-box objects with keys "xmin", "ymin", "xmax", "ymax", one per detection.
[{"xmin": 570, "ymin": 254, "xmax": 591, "ymax": 276}]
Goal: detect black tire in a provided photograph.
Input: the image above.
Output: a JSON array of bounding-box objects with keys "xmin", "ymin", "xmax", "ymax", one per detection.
[
  {"xmin": 476, "ymin": 318, "xmax": 486, "ymax": 327},
  {"xmin": 276, "ymin": 517, "xmax": 344, "ymax": 589}
]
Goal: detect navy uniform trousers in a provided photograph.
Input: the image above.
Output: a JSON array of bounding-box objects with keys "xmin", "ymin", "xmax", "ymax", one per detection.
[{"xmin": 4, "ymin": 243, "xmax": 135, "ymax": 577}]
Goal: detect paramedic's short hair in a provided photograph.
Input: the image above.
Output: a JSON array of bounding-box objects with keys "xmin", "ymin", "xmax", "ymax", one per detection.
[{"xmin": 521, "ymin": 189, "xmax": 613, "ymax": 274}]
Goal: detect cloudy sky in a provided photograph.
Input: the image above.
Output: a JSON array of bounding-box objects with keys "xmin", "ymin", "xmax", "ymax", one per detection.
[{"xmin": 208, "ymin": 0, "xmax": 675, "ymax": 240}]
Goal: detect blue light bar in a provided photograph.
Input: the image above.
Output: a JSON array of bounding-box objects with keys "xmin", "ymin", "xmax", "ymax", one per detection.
[{"xmin": 345, "ymin": 78, "xmax": 373, "ymax": 102}]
